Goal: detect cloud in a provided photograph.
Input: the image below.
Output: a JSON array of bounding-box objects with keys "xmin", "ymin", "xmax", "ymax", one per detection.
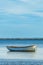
[
  {"xmin": 0, "ymin": 0, "xmax": 43, "ymax": 38},
  {"xmin": 20, "ymin": 0, "xmax": 30, "ymax": 2},
  {"xmin": 0, "ymin": 0, "xmax": 43, "ymax": 17},
  {"xmin": 1, "ymin": 0, "xmax": 43, "ymax": 17},
  {"xmin": 0, "ymin": 12, "xmax": 43, "ymax": 25}
]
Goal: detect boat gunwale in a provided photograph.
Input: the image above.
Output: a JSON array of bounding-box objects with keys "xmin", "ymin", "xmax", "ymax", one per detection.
[{"xmin": 7, "ymin": 45, "xmax": 36, "ymax": 48}]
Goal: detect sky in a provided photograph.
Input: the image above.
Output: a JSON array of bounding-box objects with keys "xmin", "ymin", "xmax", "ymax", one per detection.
[{"xmin": 0, "ymin": 0, "xmax": 43, "ymax": 38}]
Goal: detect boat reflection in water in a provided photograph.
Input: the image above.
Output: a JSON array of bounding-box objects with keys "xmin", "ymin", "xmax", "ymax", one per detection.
[{"xmin": 7, "ymin": 45, "xmax": 36, "ymax": 52}]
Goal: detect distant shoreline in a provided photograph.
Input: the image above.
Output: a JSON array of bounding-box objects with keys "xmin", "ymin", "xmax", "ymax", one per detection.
[{"xmin": 0, "ymin": 38, "xmax": 43, "ymax": 40}]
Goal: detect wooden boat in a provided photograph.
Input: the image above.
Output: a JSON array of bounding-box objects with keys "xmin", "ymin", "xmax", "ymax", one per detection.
[{"xmin": 7, "ymin": 45, "xmax": 36, "ymax": 52}]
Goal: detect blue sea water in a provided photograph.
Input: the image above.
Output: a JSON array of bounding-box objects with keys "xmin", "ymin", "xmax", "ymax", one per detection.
[
  {"xmin": 0, "ymin": 39, "xmax": 43, "ymax": 65},
  {"xmin": 0, "ymin": 39, "xmax": 43, "ymax": 47},
  {"xmin": 0, "ymin": 59, "xmax": 43, "ymax": 65}
]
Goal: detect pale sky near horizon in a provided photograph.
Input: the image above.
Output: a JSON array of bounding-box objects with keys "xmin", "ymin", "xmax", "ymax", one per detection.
[{"xmin": 0, "ymin": 0, "xmax": 43, "ymax": 38}]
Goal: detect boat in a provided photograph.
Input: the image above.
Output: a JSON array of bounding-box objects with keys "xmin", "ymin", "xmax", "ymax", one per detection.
[{"xmin": 6, "ymin": 45, "xmax": 36, "ymax": 52}]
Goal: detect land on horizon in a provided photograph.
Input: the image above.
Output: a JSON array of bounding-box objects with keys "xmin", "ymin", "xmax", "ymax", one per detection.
[{"xmin": 0, "ymin": 38, "xmax": 43, "ymax": 40}]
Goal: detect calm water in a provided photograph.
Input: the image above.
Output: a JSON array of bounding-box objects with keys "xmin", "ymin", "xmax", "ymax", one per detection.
[
  {"xmin": 0, "ymin": 39, "xmax": 43, "ymax": 65},
  {"xmin": 0, "ymin": 39, "xmax": 43, "ymax": 47}
]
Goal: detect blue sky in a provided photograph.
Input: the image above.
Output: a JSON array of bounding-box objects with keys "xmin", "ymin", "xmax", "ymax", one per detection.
[{"xmin": 0, "ymin": 0, "xmax": 43, "ymax": 38}]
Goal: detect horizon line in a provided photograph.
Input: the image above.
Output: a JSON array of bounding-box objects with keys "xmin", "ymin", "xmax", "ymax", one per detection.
[{"xmin": 0, "ymin": 38, "xmax": 43, "ymax": 40}]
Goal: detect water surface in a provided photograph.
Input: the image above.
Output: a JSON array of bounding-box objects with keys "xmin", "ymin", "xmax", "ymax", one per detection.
[{"xmin": 0, "ymin": 39, "xmax": 43, "ymax": 60}]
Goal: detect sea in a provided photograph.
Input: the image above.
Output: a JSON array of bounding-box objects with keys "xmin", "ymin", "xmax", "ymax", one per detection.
[{"xmin": 0, "ymin": 39, "xmax": 43, "ymax": 65}]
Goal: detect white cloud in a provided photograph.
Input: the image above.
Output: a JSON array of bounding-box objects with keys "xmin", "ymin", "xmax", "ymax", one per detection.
[
  {"xmin": 20, "ymin": 0, "xmax": 29, "ymax": 2},
  {"xmin": 0, "ymin": 0, "xmax": 43, "ymax": 17},
  {"xmin": 3, "ymin": 8, "xmax": 43, "ymax": 17},
  {"xmin": 32, "ymin": 12, "xmax": 43, "ymax": 17},
  {"xmin": 0, "ymin": 0, "xmax": 43, "ymax": 38}
]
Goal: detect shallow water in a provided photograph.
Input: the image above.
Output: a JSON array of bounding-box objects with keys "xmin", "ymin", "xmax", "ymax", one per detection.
[
  {"xmin": 0, "ymin": 59, "xmax": 43, "ymax": 65},
  {"xmin": 0, "ymin": 39, "xmax": 43, "ymax": 65},
  {"xmin": 0, "ymin": 39, "xmax": 43, "ymax": 60},
  {"xmin": 0, "ymin": 47, "xmax": 43, "ymax": 60}
]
